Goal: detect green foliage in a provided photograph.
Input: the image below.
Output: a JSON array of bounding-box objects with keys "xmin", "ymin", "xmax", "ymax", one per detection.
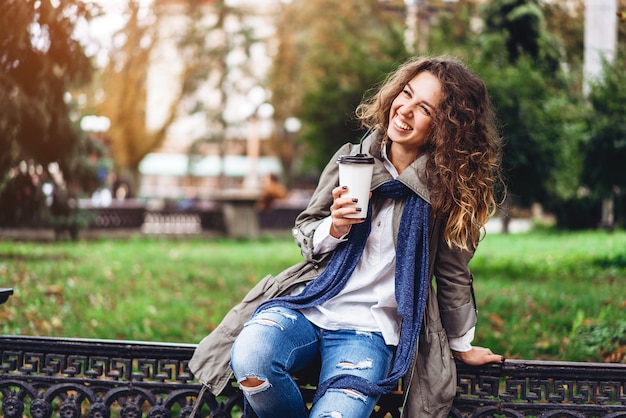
[
  {"xmin": 546, "ymin": 195, "xmax": 601, "ymax": 230},
  {"xmin": 470, "ymin": 229, "xmax": 626, "ymax": 361},
  {"xmin": 0, "ymin": 170, "xmax": 47, "ymax": 227},
  {"xmin": 426, "ymin": 0, "xmax": 477, "ymax": 58},
  {"xmin": 0, "ymin": 133, "xmax": 109, "ymax": 228},
  {"xmin": 481, "ymin": 0, "xmax": 562, "ymax": 73},
  {"xmin": 458, "ymin": 0, "xmax": 592, "ymax": 214},
  {"xmin": 582, "ymin": 50, "xmax": 626, "ymax": 198},
  {"xmin": 0, "ymin": 0, "xmax": 100, "ymax": 226},
  {"xmin": 0, "ymin": 0, "xmax": 95, "ymax": 175},
  {"xmin": 565, "ymin": 313, "xmax": 626, "ymax": 363},
  {"xmin": 472, "ymin": 55, "xmax": 585, "ymax": 207},
  {"xmin": 272, "ymin": 0, "xmax": 409, "ymax": 172},
  {"xmin": 542, "ymin": 0, "xmax": 585, "ymax": 79},
  {"xmin": 412, "ymin": 0, "xmax": 590, "ymax": 215}
]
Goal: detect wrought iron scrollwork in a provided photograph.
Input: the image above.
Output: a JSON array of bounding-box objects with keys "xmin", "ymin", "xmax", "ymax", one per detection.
[{"xmin": 2, "ymin": 336, "xmax": 626, "ymax": 417}]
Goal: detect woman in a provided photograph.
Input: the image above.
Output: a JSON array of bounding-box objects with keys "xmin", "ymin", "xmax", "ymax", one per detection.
[{"xmin": 189, "ymin": 55, "xmax": 505, "ymax": 418}]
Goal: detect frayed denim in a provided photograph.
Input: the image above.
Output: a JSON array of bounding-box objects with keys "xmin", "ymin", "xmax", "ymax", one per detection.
[{"xmin": 231, "ymin": 307, "xmax": 394, "ymax": 418}]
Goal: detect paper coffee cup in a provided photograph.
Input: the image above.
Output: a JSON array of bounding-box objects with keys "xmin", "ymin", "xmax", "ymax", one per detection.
[{"xmin": 337, "ymin": 154, "xmax": 375, "ymax": 219}]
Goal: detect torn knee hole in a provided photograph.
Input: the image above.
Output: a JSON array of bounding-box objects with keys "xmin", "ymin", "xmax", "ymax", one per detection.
[
  {"xmin": 240, "ymin": 376, "xmax": 266, "ymax": 388},
  {"xmin": 336, "ymin": 359, "xmax": 373, "ymax": 370},
  {"xmin": 249, "ymin": 318, "xmax": 284, "ymax": 330},
  {"xmin": 340, "ymin": 388, "xmax": 362, "ymax": 398},
  {"xmin": 255, "ymin": 319, "xmax": 278, "ymax": 326},
  {"xmin": 326, "ymin": 387, "xmax": 367, "ymax": 402},
  {"xmin": 239, "ymin": 376, "xmax": 272, "ymax": 395}
]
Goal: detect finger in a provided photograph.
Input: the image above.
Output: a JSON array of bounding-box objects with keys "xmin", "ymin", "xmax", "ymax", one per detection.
[
  {"xmin": 333, "ymin": 195, "xmax": 359, "ymax": 208},
  {"xmin": 485, "ymin": 353, "xmax": 504, "ymax": 364},
  {"xmin": 475, "ymin": 347, "xmax": 501, "ymax": 363},
  {"xmin": 332, "ymin": 185, "xmax": 349, "ymax": 199},
  {"xmin": 333, "ymin": 210, "xmax": 365, "ymax": 223},
  {"xmin": 332, "ymin": 195, "xmax": 363, "ymax": 216}
]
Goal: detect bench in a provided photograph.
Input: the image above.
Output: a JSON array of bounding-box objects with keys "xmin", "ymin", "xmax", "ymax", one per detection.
[
  {"xmin": 0, "ymin": 288, "xmax": 12, "ymax": 305},
  {"xmin": 1, "ymin": 335, "xmax": 625, "ymax": 417}
]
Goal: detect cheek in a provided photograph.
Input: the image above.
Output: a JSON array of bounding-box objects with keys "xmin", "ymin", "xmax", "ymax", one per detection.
[
  {"xmin": 421, "ymin": 113, "xmax": 434, "ymax": 127},
  {"xmin": 388, "ymin": 102, "xmax": 399, "ymax": 119},
  {"xmin": 390, "ymin": 96, "xmax": 404, "ymax": 112},
  {"xmin": 415, "ymin": 117, "xmax": 434, "ymax": 137}
]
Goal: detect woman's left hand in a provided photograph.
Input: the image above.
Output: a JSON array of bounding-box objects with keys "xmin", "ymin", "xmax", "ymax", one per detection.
[{"xmin": 452, "ymin": 346, "xmax": 504, "ymax": 366}]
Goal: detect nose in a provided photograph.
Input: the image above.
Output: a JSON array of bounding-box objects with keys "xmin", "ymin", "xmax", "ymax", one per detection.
[{"xmin": 397, "ymin": 102, "xmax": 412, "ymax": 116}]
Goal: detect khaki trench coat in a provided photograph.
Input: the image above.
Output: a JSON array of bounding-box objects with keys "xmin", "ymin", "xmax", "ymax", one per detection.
[{"xmin": 189, "ymin": 130, "xmax": 477, "ymax": 417}]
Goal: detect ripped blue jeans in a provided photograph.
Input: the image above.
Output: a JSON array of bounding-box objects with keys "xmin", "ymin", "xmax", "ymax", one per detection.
[{"xmin": 230, "ymin": 307, "xmax": 395, "ymax": 418}]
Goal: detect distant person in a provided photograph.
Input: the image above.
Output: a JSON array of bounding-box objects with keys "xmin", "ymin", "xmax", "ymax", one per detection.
[
  {"xmin": 91, "ymin": 187, "xmax": 112, "ymax": 207},
  {"xmin": 190, "ymin": 55, "xmax": 505, "ymax": 418},
  {"xmin": 256, "ymin": 173, "xmax": 287, "ymax": 212},
  {"xmin": 112, "ymin": 175, "xmax": 132, "ymax": 200}
]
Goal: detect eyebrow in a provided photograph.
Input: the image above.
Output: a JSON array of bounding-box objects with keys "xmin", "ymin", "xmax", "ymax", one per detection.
[{"xmin": 405, "ymin": 83, "xmax": 436, "ymax": 111}]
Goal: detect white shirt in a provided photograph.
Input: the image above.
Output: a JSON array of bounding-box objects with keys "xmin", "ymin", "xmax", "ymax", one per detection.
[
  {"xmin": 301, "ymin": 199, "xmax": 402, "ymax": 344},
  {"xmin": 297, "ymin": 149, "xmax": 475, "ymax": 351}
]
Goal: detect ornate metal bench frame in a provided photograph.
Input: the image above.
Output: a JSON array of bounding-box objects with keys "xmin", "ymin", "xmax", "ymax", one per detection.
[{"xmin": 1, "ymin": 335, "xmax": 625, "ymax": 417}]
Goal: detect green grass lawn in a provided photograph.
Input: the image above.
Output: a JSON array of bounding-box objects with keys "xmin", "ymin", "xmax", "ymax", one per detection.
[
  {"xmin": 470, "ymin": 229, "xmax": 626, "ymax": 362},
  {"xmin": 1, "ymin": 229, "xmax": 625, "ymax": 363}
]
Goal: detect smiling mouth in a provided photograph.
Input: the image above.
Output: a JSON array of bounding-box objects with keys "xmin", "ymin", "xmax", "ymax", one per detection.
[{"xmin": 393, "ymin": 116, "xmax": 412, "ymax": 131}]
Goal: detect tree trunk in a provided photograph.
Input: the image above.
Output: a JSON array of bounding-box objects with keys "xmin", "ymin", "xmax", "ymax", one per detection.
[
  {"xmin": 600, "ymin": 196, "xmax": 614, "ymax": 230},
  {"xmin": 499, "ymin": 194, "xmax": 512, "ymax": 234}
]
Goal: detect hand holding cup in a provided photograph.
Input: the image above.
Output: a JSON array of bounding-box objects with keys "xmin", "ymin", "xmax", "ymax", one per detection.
[
  {"xmin": 330, "ymin": 153, "xmax": 375, "ymax": 238},
  {"xmin": 337, "ymin": 154, "xmax": 374, "ymax": 219},
  {"xmin": 329, "ymin": 186, "xmax": 367, "ymax": 238}
]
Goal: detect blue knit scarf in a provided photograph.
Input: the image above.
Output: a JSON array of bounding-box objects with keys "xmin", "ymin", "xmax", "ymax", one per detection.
[{"xmin": 249, "ymin": 179, "xmax": 430, "ymax": 412}]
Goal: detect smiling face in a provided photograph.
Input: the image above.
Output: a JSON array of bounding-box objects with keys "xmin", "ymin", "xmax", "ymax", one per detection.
[{"xmin": 386, "ymin": 71, "xmax": 442, "ymax": 162}]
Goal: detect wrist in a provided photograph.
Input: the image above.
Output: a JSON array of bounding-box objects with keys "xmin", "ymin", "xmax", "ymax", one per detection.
[{"xmin": 330, "ymin": 224, "xmax": 350, "ymax": 239}]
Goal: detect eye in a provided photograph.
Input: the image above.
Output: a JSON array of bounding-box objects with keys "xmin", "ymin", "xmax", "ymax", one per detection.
[
  {"xmin": 402, "ymin": 88, "xmax": 412, "ymax": 98},
  {"xmin": 420, "ymin": 104, "xmax": 432, "ymax": 117}
]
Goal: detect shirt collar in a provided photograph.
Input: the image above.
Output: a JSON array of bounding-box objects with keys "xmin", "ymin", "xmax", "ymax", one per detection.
[{"xmin": 381, "ymin": 143, "xmax": 399, "ymax": 179}]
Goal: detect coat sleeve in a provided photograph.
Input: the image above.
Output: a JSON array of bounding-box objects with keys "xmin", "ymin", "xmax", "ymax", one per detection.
[
  {"xmin": 293, "ymin": 143, "xmax": 352, "ymax": 263},
  {"xmin": 188, "ymin": 258, "xmax": 325, "ymax": 395},
  {"xmin": 433, "ymin": 226, "xmax": 477, "ymax": 339},
  {"xmin": 188, "ymin": 273, "xmax": 280, "ymax": 395}
]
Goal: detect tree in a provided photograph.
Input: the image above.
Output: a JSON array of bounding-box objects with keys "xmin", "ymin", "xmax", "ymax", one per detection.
[
  {"xmin": 420, "ymin": 0, "xmax": 486, "ymax": 59},
  {"xmin": 582, "ymin": 52, "xmax": 626, "ymax": 228},
  {"xmin": 265, "ymin": 3, "xmax": 303, "ymax": 186},
  {"xmin": 619, "ymin": 0, "xmax": 626, "ymax": 39},
  {"xmin": 543, "ymin": 0, "xmax": 585, "ymax": 77},
  {"xmin": 82, "ymin": 0, "xmax": 261, "ymax": 192},
  {"xmin": 468, "ymin": 0, "xmax": 589, "ymax": 231},
  {"xmin": 0, "ymin": 0, "xmax": 97, "ymax": 226},
  {"xmin": 482, "ymin": 0, "xmax": 563, "ymax": 73},
  {"xmin": 268, "ymin": 0, "xmax": 409, "ymax": 174},
  {"xmin": 181, "ymin": 0, "xmax": 260, "ymax": 189},
  {"xmin": 89, "ymin": 0, "xmax": 157, "ymax": 191}
]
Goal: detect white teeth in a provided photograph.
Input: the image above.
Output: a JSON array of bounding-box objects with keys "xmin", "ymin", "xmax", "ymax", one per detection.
[{"xmin": 394, "ymin": 117, "xmax": 412, "ymax": 131}]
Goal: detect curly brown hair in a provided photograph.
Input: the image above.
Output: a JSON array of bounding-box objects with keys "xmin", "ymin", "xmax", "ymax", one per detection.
[{"xmin": 355, "ymin": 55, "xmax": 504, "ymax": 250}]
